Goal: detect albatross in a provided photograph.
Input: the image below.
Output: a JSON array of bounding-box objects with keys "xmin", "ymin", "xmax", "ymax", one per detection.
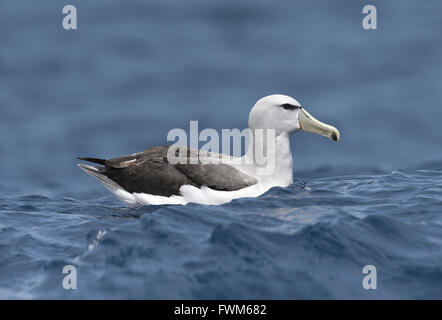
[{"xmin": 78, "ymin": 94, "xmax": 340, "ymax": 205}]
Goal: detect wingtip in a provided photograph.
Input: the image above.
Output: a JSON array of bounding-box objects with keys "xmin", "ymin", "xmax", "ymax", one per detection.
[{"xmin": 76, "ymin": 157, "xmax": 107, "ymax": 165}]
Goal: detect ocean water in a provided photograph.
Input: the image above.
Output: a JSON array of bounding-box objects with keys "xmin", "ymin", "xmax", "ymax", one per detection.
[{"xmin": 1, "ymin": 0, "xmax": 442, "ymax": 299}]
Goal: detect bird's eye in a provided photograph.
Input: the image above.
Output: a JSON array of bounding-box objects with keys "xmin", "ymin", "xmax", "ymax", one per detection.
[{"xmin": 281, "ymin": 103, "xmax": 300, "ymax": 110}]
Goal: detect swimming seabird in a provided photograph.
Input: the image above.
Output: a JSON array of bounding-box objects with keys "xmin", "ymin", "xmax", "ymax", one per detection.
[{"xmin": 78, "ymin": 94, "xmax": 340, "ymax": 205}]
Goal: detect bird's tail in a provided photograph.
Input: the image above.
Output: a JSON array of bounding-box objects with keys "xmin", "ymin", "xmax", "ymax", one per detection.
[
  {"xmin": 77, "ymin": 163, "xmax": 137, "ymax": 205},
  {"xmin": 77, "ymin": 164, "xmax": 119, "ymax": 189}
]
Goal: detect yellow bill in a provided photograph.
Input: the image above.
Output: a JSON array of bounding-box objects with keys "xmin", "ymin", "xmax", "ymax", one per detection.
[{"xmin": 298, "ymin": 108, "xmax": 340, "ymax": 142}]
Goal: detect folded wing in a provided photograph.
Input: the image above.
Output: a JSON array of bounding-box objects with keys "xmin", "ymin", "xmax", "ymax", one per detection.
[{"xmin": 78, "ymin": 146, "xmax": 257, "ymax": 196}]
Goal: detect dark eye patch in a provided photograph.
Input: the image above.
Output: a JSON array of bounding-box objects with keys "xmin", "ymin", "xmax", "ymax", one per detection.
[{"xmin": 281, "ymin": 103, "xmax": 301, "ymax": 110}]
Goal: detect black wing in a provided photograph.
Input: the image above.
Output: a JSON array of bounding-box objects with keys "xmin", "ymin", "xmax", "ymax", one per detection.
[{"xmin": 78, "ymin": 146, "xmax": 257, "ymax": 196}]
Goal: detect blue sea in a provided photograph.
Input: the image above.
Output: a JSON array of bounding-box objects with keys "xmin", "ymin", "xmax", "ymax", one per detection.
[{"xmin": 1, "ymin": 0, "xmax": 441, "ymax": 299}]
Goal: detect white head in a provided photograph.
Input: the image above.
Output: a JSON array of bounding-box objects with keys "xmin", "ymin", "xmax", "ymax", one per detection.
[{"xmin": 248, "ymin": 94, "xmax": 340, "ymax": 141}]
